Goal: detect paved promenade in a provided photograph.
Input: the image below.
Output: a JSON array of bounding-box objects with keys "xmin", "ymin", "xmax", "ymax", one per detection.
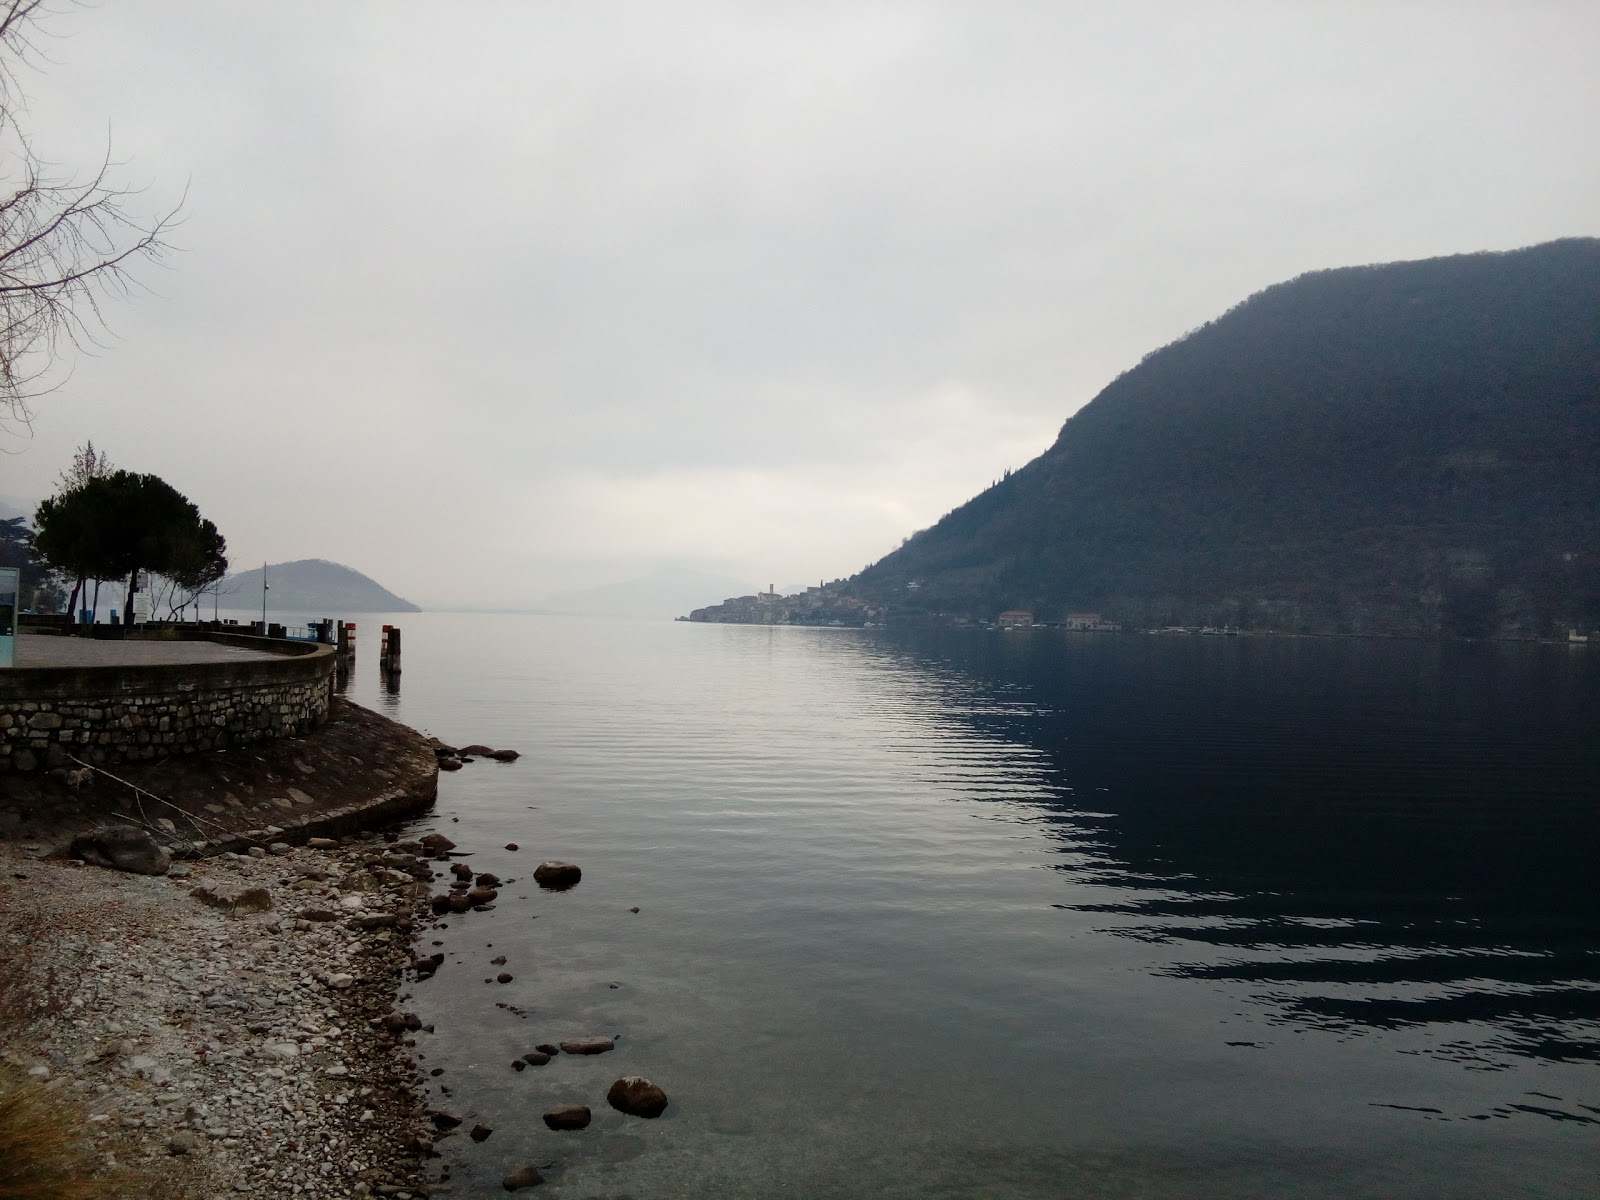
[{"xmin": 13, "ymin": 632, "xmax": 284, "ymax": 668}]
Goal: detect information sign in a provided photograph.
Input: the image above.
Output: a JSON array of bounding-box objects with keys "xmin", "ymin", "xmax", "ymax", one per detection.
[{"xmin": 0, "ymin": 566, "xmax": 16, "ymax": 668}]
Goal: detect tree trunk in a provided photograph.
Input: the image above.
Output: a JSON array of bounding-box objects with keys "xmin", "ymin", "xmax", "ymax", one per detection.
[
  {"xmin": 91, "ymin": 579, "xmax": 101, "ymax": 623},
  {"xmin": 66, "ymin": 576, "xmax": 83, "ymax": 624},
  {"xmin": 126, "ymin": 567, "xmax": 139, "ymax": 626}
]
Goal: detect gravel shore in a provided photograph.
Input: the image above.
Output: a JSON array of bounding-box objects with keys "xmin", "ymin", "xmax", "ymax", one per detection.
[{"xmin": 0, "ymin": 834, "xmax": 438, "ymax": 1198}]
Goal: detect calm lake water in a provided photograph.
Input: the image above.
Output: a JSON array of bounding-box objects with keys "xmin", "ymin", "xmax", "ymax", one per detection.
[{"xmin": 322, "ymin": 613, "xmax": 1597, "ymax": 1199}]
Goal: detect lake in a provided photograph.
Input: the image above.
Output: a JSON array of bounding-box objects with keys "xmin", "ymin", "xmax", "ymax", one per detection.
[{"xmin": 324, "ymin": 613, "xmax": 1598, "ymax": 1198}]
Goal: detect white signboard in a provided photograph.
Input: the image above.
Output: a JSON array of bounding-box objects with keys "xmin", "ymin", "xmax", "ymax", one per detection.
[{"xmin": 0, "ymin": 566, "xmax": 16, "ymax": 668}]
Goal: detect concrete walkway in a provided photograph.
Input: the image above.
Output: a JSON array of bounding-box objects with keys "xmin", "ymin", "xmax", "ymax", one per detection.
[{"xmin": 13, "ymin": 632, "xmax": 284, "ymax": 668}]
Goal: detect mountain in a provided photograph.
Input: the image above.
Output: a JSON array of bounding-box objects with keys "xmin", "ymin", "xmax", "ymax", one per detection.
[
  {"xmin": 847, "ymin": 238, "xmax": 1600, "ymax": 637},
  {"xmin": 219, "ymin": 559, "xmax": 420, "ymax": 614},
  {"xmin": 541, "ymin": 568, "xmax": 757, "ymax": 619}
]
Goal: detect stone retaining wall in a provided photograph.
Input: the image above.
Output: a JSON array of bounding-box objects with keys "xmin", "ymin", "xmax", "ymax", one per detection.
[{"xmin": 0, "ymin": 635, "xmax": 337, "ymax": 772}]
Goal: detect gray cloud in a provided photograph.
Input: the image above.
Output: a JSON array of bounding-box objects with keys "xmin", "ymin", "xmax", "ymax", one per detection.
[{"xmin": 5, "ymin": 0, "xmax": 1596, "ymax": 605}]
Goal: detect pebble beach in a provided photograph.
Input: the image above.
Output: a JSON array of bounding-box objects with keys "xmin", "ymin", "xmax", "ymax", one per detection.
[{"xmin": 0, "ymin": 834, "xmax": 437, "ymax": 1199}]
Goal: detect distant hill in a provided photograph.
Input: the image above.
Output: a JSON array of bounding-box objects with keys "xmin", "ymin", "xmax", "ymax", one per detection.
[
  {"xmin": 847, "ymin": 238, "xmax": 1600, "ymax": 637},
  {"xmin": 220, "ymin": 559, "xmax": 419, "ymax": 614},
  {"xmin": 542, "ymin": 568, "xmax": 757, "ymax": 619}
]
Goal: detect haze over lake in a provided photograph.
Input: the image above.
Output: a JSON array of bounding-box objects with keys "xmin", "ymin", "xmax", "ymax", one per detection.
[{"xmin": 314, "ymin": 612, "xmax": 1599, "ymax": 1199}]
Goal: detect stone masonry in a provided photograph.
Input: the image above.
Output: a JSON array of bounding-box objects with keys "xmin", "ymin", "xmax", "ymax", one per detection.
[{"xmin": 0, "ymin": 635, "xmax": 335, "ymax": 772}]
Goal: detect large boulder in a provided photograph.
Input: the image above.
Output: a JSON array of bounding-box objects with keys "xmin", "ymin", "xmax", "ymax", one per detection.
[
  {"xmin": 419, "ymin": 833, "xmax": 456, "ymax": 853},
  {"xmin": 607, "ymin": 1076, "xmax": 669, "ymax": 1118},
  {"xmin": 533, "ymin": 860, "xmax": 582, "ymax": 890},
  {"xmin": 72, "ymin": 826, "xmax": 170, "ymax": 875}
]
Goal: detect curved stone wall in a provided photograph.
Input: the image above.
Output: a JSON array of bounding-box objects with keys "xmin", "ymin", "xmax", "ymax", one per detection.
[{"xmin": 0, "ymin": 634, "xmax": 336, "ymax": 773}]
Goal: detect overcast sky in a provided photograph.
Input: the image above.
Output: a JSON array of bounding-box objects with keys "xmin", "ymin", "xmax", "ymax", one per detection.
[{"xmin": 2, "ymin": 0, "xmax": 1596, "ymax": 608}]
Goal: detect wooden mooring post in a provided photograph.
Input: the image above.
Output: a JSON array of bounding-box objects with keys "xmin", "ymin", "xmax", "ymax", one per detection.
[{"xmin": 380, "ymin": 624, "xmax": 401, "ymax": 672}]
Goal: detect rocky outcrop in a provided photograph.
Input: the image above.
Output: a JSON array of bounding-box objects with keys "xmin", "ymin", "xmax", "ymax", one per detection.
[{"xmin": 189, "ymin": 882, "xmax": 274, "ymax": 913}]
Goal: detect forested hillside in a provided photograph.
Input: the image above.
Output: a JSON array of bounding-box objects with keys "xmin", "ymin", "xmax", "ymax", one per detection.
[{"xmin": 848, "ymin": 239, "xmax": 1600, "ymax": 636}]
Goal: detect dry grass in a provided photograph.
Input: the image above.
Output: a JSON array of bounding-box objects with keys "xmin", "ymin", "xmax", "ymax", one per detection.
[
  {"xmin": 0, "ymin": 884, "xmax": 204, "ymax": 1200},
  {"xmin": 0, "ymin": 905, "xmax": 82, "ymax": 1042},
  {"xmin": 0, "ymin": 892, "xmax": 109, "ymax": 1200},
  {"xmin": 0, "ymin": 1065, "xmax": 109, "ymax": 1200}
]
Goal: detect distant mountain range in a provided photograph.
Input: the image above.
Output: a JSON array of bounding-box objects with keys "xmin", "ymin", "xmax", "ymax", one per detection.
[
  {"xmin": 220, "ymin": 559, "xmax": 419, "ymax": 614},
  {"xmin": 845, "ymin": 238, "xmax": 1600, "ymax": 638},
  {"xmin": 540, "ymin": 568, "xmax": 757, "ymax": 619}
]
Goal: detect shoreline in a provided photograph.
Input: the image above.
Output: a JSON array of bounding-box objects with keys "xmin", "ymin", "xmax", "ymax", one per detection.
[{"xmin": 0, "ymin": 700, "xmax": 444, "ymax": 1199}]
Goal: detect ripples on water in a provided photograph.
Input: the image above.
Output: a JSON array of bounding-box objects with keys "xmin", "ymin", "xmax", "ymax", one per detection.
[{"xmin": 328, "ymin": 615, "xmax": 1599, "ymax": 1198}]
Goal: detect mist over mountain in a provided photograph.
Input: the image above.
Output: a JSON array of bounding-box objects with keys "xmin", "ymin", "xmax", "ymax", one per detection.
[
  {"xmin": 847, "ymin": 239, "xmax": 1600, "ymax": 637},
  {"xmin": 541, "ymin": 568, "xmax": 757, "ymax": 619},
  {"xmin": 221, "ymin": 559, "xmax": 420, "ymax": 614}
]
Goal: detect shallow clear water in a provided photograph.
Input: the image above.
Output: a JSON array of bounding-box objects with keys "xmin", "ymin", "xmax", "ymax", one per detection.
[{"xmin": 322, "ymin": 613, "xmax": 1598, "ymax": 1198}]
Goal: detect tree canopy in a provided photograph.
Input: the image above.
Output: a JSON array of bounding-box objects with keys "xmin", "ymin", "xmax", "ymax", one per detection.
[{"xmin": 33, "ymin": 469, "xmax": 227, "ymax": 620}]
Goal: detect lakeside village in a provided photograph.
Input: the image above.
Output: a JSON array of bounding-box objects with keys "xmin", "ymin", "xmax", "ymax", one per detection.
[
  {"xmin": 682, "ymin": 583, "xmax": 1128, "ymax": 632},
  {"xmin": 681, "ymin": 584, "xmax": 1600, "ymax": 642}
]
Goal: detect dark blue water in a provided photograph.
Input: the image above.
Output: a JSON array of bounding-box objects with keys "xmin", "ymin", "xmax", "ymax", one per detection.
[{"xmin": 326, "ymin": 614, "xmax": 1598, "ymax": 1198}]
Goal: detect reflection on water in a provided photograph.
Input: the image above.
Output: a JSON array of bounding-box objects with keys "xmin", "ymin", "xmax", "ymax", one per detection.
[
  {"xmin": 327, "ymin": 615, "xmax": 1598, "ymax": 1198},
  {"xmin": 870, "ymin": 631, "xmax": 1600, "ymax": 1084}
]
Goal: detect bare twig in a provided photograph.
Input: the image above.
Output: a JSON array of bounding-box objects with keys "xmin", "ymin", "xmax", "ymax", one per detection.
[{"xmin": 65, "ymin": 754, "xmax": 253, "ymax": 847}]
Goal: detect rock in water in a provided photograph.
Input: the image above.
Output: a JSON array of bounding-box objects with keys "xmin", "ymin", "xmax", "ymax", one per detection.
[
  {"xmin": 533, "ymin": 860, "xmax": 582, "ymax": 889},
  {"xmin": 490, "ymin": 748, "xmax": 521, "ymax": 761},
  {"xmin": 503, "ymin": 1164, "xmax": 543, "ymax": 1191},
  {"xmin": 607, "ymin": 1075, "xmax": 669, "ymax": 1118},
  {"xmin": 469, "ymin": 1123, "xmax": 493, "ymax": 1142},
  {"xmin": 560, "ymin": 1037, "xmax": 614, "ymax": 1055},
  {"xmin": 71, "ymin": 825, "xmax": 171, "ymax": 875},
  {"xmin": 459, "ymin": 743, "xmax": 495, "ymax": 756},
  {"xmin": 543, "ymin": 1104, "xmax": 591, "ymax": 1130},
  {"xmin": 520, "ymin": 1050, "xmax": 551, "ymax": 1066},
  {"xmin": 420, "ymin": 833, "xmax": 456, "ymax": 853}
]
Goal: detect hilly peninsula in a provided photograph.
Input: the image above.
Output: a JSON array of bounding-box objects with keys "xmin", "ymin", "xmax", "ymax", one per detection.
[
  {"xmin": 220, "ymin": 559, "xmax": 420, "ymax": 613},
  {"xmin": 845, "ymin": 238, "xmax": 1600, "ymax": 638}
]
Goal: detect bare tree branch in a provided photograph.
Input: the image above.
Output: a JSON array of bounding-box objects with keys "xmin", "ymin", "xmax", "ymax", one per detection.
[{"xmin": 0, "ymin": 1, "xmax": 181, "ymax": 431}]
